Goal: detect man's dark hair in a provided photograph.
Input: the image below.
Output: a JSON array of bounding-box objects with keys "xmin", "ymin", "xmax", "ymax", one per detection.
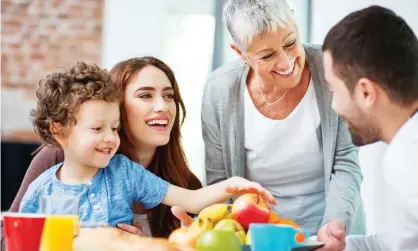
[{"xmin": 323, "ymin": 5, "xmax": 418, "ymax": 106}]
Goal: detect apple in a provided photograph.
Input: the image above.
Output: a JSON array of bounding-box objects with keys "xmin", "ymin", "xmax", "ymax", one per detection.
[
  {"xmin": 196, "ymin": 230, "xmax": 241, "ymax": 251},
  {"xmin": 213, "ymin": 219, "xmax": 246, "ymax": 244},
  {"xmin": 231, "ymin": 194, "xmax": 270, "ymax": 229},
  {"xmin": 168, "ymin": 226, "xmax": 203, "ymax": 249}
]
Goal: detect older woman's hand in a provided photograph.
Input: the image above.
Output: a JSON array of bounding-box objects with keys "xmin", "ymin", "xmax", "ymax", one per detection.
[
  {"xmin": 316, "ymin": 220, "xmax": 346, "ymax": 251},
  {"xmin": 171, "ymin": 206, "xmax": 194, "ymax": 227}
]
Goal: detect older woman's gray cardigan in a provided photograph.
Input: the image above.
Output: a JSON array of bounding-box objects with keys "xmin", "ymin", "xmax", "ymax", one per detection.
[{"xmin": 201, "ymin": 44, "xmax": 365, "ymax": 234}]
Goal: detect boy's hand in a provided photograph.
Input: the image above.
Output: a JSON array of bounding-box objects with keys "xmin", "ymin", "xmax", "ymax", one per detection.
[{"xmin": 225, "ymin": 177, "xmax": 277, "ymax": 205}]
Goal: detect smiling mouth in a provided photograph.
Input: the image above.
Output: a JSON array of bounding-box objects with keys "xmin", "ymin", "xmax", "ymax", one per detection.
[
  {"xmin": 146, "ymin": 119, "xmax": 169, "ymax": 128},
  {"xmin": 96, "ymin": 148, "xmax": 112, "ymax": 154},
  {"xmin": 274, "ymin": 58, "xmax": 296, "ymax": 76}
]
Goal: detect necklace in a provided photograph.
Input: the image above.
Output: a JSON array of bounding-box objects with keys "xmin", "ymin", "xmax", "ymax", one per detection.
[{"xmin": 257, "ymin": 75, "xmax": 298, "ymax": 106}]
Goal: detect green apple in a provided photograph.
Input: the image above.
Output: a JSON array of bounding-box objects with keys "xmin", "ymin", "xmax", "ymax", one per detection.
[
  {"xmin": 214, "ymin": 219, "xmax": 246, "ymax": 244},
  {"xmin": 196, "ymin": 230, "xmax": 241, "ymax": 251}
]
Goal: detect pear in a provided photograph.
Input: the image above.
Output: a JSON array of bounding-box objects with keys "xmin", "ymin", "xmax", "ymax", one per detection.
[{"xmin": 213, "ymin": 219, "xmax": 246, "ymax": 244}]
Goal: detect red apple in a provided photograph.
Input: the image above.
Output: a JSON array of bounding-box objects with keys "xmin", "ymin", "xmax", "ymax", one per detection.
[{"xmin": 231, "ymin": 193, "xmax": 270, "ymax": 229}]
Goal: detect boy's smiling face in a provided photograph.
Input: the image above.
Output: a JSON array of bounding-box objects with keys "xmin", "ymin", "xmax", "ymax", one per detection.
[{"xmin": 57, "ymin": 99, "xmax": 121, "ymax": 169}]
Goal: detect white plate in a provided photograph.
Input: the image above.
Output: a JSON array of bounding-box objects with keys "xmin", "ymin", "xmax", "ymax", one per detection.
[{"xmin": 291, "ymin": 240, "xmax": 325, "ymax": 251}]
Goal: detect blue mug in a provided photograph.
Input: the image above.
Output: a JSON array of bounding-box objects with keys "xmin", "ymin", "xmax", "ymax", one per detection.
[{"xmin": 249, "ymin": 223, "xmax": 309, "ymax": 251}]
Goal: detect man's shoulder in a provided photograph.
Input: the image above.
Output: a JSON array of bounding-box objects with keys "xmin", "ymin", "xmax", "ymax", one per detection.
[
  {"xmin": 383, "ymin": 116, "xmax": 418, "ymax": 191},
  {"xmin": 387, "ymin": 115, "xmax": 418, "ymax": 156},
  {"xmin": 384, "ymin": 135, "xmax": 418, "ymax": 171}
]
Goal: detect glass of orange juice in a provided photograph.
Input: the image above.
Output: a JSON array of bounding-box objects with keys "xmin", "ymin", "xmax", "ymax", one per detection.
[
  {"xmin": 39, "ymin": 215, "xmax": 80, "ymax": 251},
  {"xmin": 38, "ymin": 195, "xmax": 80, "ymax": 251}
]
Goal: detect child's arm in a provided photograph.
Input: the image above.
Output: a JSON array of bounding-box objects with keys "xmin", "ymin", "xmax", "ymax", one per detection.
[
  {"xmin": 162, "ymin": 176, "xmax": 277, "ymax": 214},
  {"xmin": 122, "ymin": 155, "xmax": 276, "ymax": 213}
]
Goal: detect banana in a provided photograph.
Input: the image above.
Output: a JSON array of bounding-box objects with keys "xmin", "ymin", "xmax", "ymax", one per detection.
[
  {"xmin": 189, "ymin": 217, "xmax": 214, "ymax": 232},
  {"xmin": 198, "ymin": 204, "xmax": 233, "ymax": 224},
  {"xmin": 245, "ymin": 229, "xmax": 252, "ymax": 245}
]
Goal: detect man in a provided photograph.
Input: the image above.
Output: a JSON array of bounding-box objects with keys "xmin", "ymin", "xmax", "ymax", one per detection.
[{"xmin": 322, "ymin": 5, "xmax": 418, "ymax": 251}]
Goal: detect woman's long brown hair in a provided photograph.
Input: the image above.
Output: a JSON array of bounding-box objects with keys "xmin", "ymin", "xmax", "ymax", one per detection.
[{"xmin": 109, "ymin": 57, "xmax": 202, "ymax": 237}]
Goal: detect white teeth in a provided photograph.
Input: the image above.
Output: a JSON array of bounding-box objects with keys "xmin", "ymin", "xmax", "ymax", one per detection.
[
  {"xmin": 146, "ymin": 120, "xmax": 168, "ymax": 125},
  {"xmin": 97, "ymin": 148, "xmax": 111, "ymax": 153},
  {"xmin": 277, "ymin": 58, "xmax": 296, "ymax": 75}
]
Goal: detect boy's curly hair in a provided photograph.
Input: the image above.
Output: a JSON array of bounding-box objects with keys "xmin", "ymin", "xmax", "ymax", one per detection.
[{"xmin": 31, "ymin": 61, "xmax": 122, "ymax": 147}]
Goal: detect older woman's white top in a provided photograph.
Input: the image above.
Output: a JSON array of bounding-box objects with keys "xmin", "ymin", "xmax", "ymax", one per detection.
[{"xmin": 245, "ymin": 80, "xmax": 325, "ymax": 234}]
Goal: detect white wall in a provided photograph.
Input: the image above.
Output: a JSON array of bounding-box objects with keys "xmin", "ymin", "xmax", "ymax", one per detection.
[
  {"xmin": 102, "ymin": 0, "xmax": 215, "ymax": 68},
  {"xmin": 311, "ymin": 0, "xmax": 418, "ymax": 234},
  {"xmin": 101, "ymin": 0, "xmax": 168, "ymax": 69},
  {"xmin": 311, "ymin": 0, "xmax": 418, "ymax": 44}
]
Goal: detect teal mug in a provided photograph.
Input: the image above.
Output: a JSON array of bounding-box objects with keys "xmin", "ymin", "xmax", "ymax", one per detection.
[{"xmin": 249, "ymin": 223, "xmax": 309, "ymax": 251}]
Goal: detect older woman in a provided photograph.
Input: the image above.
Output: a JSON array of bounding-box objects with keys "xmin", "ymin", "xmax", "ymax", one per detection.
[{"xmin": 201, "ymin": 0, "xmax": 365, "ymax": 249}]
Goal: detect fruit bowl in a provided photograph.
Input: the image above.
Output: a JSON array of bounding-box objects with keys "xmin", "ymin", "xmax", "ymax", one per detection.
[{"xmin": 168, "ymin": 193, "xmax": 319, "ymax": 251}]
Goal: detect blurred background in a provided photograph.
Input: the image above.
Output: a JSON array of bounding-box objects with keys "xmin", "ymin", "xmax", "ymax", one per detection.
[{"xmin": 2, "ymin": 0, "xmax": 418, "ymax": 234}]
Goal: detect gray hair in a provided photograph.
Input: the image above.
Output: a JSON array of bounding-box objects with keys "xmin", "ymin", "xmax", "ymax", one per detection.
[{"xmin": 223, "ymin": 0, "xmax": 296, "ymax": 50}]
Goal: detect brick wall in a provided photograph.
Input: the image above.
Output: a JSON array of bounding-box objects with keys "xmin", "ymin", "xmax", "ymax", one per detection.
[{"xmin": 1, "ymin": 0, "xmax": 104, "ymax": 142}]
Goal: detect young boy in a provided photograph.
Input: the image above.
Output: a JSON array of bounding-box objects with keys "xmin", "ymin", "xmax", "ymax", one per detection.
[{"xmin": 19, "ymin": 62, "xmax": 276, "ymax": 227}]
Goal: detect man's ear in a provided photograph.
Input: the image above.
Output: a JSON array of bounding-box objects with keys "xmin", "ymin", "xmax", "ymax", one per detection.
[
  {"xmin": 50, "ymin": 122, "xmax": 67, "ymax": 146},
  {"xmin": 355, "ymin": 77, "xmax": 380, "ymax": 109}
]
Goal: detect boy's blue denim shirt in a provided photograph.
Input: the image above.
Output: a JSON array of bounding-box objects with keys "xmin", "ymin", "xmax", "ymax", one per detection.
[{"xmin": 19, "ymin": 154, "xmax": 169, "ymax": 226}]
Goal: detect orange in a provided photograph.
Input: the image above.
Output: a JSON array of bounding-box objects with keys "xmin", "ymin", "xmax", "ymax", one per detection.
[
  {"xmin": 295, "ymin": 231, "xmax": 306, "ymax": 244},
  {"xmin": 277, "ymin": 218, "xmax": 300, "ymax": 229},
  {"xmin": 268, "ymin": 211, "xmax": 281, "ymax": 224}
]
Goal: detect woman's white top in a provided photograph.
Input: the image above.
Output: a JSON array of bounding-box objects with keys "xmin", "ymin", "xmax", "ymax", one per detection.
[{"xmin": 244, "ymin": 80, "xmax": 325, "ymax": 234}]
